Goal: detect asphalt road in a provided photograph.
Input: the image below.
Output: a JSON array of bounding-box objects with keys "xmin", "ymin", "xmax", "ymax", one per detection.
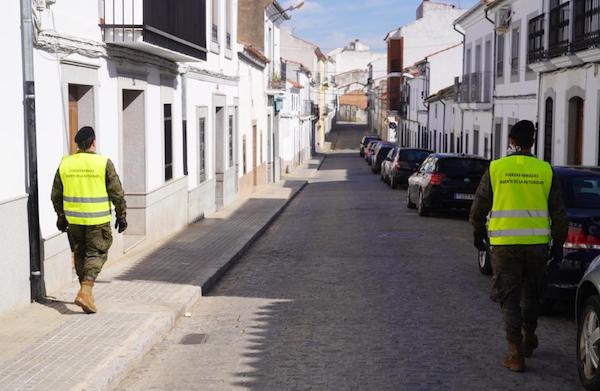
[{"xmin": 118, "ymin": 123, "xmax": 580, "ymax": 391}]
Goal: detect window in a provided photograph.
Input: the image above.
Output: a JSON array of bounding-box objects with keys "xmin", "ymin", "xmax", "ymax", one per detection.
[
  {"xmin": 544, "ymin": 97, "xmax": 554, "ymax": 163},
  {"xmin": 228, "ymin": 114, "xmax": 234, "ymax": 168},
  {"xmin": 198, "ymin": 117, "xmax": 206, "ymax": 183},
  {"xmin": 549, "ymin": 1, "xmax": 571, "ymax": 57},
  {"xmin": 473, "ymin": 130, "xmax": 480, "ymax": 155},
  {"xmin": 226, "ymin": 0, "xmax": 232, "ymax": 49},
  {"xmin": 511, "ymin": 26, "xmax": 520, "ymax": 76},
  {"xmin": 497, "ymin": 34, "xmax": 505, "ymax": 78},
  {"xmin": 242, "ymin": 135, "xmax": 247, "ymax": 174},
  {"xmin": 528, "ymin": 14, "xmax": 545, "ymax": 64},
  {"xmin": 164, "ymin": 104, "xmax": 173, "ymax": 181},
  {"xmin": 212, "ymin": 0, "xmax": 219, "ymax": 43}
]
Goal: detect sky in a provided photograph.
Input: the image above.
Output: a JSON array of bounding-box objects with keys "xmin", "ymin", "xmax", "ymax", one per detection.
[{"xmin": 281, "ymin": 0, "xmax": 480, "ymax": 54}]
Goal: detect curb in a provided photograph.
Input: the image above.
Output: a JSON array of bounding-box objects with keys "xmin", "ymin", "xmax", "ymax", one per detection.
[
  {"xmin": 201, "ymin": 180, "xmax": 309, "ymax": 295},
  {"xmin": 102, "ymin": 165, "xmax": 319, "ymax": 390}
]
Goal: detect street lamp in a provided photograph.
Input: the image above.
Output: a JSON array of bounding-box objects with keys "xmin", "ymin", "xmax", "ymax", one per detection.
[{"xmin": 269, "ymin": 1, "xmax": 304, "ymax": 22}]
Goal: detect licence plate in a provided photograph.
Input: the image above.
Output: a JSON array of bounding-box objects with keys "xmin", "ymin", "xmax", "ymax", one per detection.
[{"xmin": 454, "ymin": 193, "xmax": 475, "ymax": 200}]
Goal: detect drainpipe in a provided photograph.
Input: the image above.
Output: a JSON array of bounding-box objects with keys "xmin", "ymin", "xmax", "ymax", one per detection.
[
  {"xmin": 181, "ymin": 69, "xmax": 188, "ymax": 176},
  {"xmin": 21, "ymin": 0, "xmax": 43, "ymax": 300},
  {"xmin": 485, "ymin": 8, "xmax": 497, "ymax": 159},
  {"xmin": 453, "ymin": 22, "xmax": 466, "ymax": 155},
  {"xmin": 440, "ymin": 98, "xmax": 446, "ymax": 153}
]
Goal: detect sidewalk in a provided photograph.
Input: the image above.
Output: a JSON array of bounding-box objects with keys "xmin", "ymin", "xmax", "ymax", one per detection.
[{"xmin": 0, "ymin": 156, "xmax": 324, "ymax": 391}]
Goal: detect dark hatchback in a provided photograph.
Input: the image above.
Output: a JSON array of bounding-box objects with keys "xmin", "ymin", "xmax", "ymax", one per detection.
[
  {"xmin": 389, "ymin": 148, "xmax": 433, "ymax": 188},
  {"xmin": 360, "ymin": 135, "xmax": 381, "ymax": 158},
  {"xmin": 477, "ymin": 167, "xmax": 600, "ymax": 301},
  {"xmin": 407, "ymin": 154, "xmax": 489, "ymax": 216}
]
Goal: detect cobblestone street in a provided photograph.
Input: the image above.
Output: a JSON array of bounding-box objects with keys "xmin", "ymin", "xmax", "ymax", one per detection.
[{"xmin": 118, "ymin": 124, "xmax": 579, "ymax": 391}]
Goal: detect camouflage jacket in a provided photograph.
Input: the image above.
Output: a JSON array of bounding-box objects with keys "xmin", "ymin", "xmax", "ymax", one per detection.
[
  {"xmin": 469, "ymin": 152, "xmax": 569, "ymax": 246},
  {"xmin": 51, "ymin": 152, "xmax": 127, "ymax": 220}
]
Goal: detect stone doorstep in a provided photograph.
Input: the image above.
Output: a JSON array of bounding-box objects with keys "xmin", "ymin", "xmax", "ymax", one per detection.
[{"xmin": 0, "ymin": 156, "xmax": 322, "ymax": 391}]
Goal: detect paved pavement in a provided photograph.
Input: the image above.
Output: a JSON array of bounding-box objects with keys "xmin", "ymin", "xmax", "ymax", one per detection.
[
  {"xmin": 118, "ymin": 123, "xmax": 580, "ymax": 391},
  {"xmin": 0, "ymin": 158, "xmax": 321, "ymax": 391}
]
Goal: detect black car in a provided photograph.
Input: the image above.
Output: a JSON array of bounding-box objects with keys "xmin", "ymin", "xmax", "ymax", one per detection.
[
  {"xmin": 360, "ymin": 135, "xmax": 381, "ymax": 158},
  {"xmin": 371, "ymin": 142, "xmax": 397, "ymax": 174},
  {"xmin": 479, "ymin": 167, "xmax": 600, "ymax": 303},
  {"xmin": 389, "ymin": 148, "xmax": 433, "ymax": 188},
  {"xmin": 407, "ymin": 154, "xmax": 489, "ymax": 217}
]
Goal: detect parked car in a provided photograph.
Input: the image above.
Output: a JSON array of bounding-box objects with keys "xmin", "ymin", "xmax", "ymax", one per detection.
[
  {"xmin": 406, "ymin": 153, "xmax": 489, "ymax": 217},
  {"xmin": 371, "ymin": 143, "xmax": 397, "ymax": 174},
  {"xmin": 479, "ymin": 168, "xmax": 600, "ymax": 301},
  {"xmin": 576, "ymin": 255, "xmax": 600, "ymax": 390},
  {"xmin": 360, "ymin": 135, "xmax": 381, "ymax": 158},
  {"xmin": 364, "ymin": 140, "xmax": 380, "ymax": 165},
  {"xmin": 389, "ymin": 148, "xmax": 433, "ymax": 188},
  {"xmin": 381, "ymin": 147, "xmax": 399, "ymax": 184}
]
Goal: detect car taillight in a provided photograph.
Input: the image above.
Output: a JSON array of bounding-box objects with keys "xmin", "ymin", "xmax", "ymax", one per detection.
[
  {"xmin": 430, "ymin": 173, "xmax": 444, "ymax": 185},
  {"xmin": 565, "ymin": 224, "xmax": 600, "ymax": 250}
]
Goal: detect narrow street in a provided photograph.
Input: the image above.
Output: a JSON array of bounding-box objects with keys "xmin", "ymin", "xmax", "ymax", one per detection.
[{"xmin": 118, "ymin": 123, "xmax": 578, "ymax": 391}]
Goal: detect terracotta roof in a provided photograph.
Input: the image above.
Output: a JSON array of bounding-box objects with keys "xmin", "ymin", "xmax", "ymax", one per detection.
[
  {"xmin": 244, "ymin": 44, "xmax": 270, "ymax": 64},
  {"xmin": 287, "ymin": 79, "xmax": 303, "ymax": 89}
]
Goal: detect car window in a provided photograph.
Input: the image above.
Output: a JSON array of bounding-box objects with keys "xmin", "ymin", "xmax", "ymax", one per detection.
[
  {"xmin": 437, "ymin": 158, "xmax": 489, "ymax": 175},
  {"xmin": 387, "ymin": 149, "xmax": 395, "ymax": 159},
  {"xmin": 560, "ymin": 176, "xmax": 600, "ymax": 209},
  {"xmin": 399, "ymin": 150, "xmax": 432, "ymax": 162},
  {"xmin": 419, "ymin": 157, "xmax": 431, "ymax": 173}
]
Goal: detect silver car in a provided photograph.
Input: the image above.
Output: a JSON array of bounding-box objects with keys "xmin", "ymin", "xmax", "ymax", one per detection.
[{"xmin": 577, "ymin": 256, "xmax": 600, "ymax": 390}]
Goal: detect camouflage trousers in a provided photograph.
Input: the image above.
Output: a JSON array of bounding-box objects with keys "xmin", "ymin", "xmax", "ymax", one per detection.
[
  {"xmin": 490, "ymin": 244, "xmax": 548, "ymax": 344},
  {"xmin": 68, "ymin": 223, "xmax": 113, "ymax": 282}
]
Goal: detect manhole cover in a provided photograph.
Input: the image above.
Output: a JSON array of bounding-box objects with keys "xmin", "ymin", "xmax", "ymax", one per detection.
[{"xmin": 180, "ymin": 333, "xmax": 208, "ymax": 345}]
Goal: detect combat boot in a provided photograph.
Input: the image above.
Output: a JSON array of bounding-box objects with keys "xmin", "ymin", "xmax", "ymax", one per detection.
[
  {"xmin": 503, "ymin": 342, "xmax": 525, "ymax": 372},
  {"xmin": 523, "ymin": 332, "xmax": 538, "ymax": 358},
  {"xmin": 74, "ymin": 280, "xmax": 97, "ymax": 314}
]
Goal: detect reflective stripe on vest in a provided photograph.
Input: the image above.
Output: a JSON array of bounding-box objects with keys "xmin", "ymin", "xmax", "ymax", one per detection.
[
  {"xmin": 488, "ymin": 155, "xmax": 553, "ymax": 245},
  {"xmin": 59, "ymin": 153, "xmax": 111, "ymax": 226}
]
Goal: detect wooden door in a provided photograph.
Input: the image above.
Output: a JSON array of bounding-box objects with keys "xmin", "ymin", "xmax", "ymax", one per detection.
[
  {"xmin": 68, "ymin": 85, "xmax": 78, "ymax": 154},
  {"xmin": 252, "ymin": 125, "xmax": 257, "ymax": 186}
]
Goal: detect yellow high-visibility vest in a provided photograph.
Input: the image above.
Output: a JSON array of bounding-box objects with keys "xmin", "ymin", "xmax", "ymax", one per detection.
[
  {"xmin": 59, "ymin": 153, "xmax": 112, "ymax": 226},
  {"xmin": 488, "ymin": 154, "xmax": 553, "ymax": 245}
]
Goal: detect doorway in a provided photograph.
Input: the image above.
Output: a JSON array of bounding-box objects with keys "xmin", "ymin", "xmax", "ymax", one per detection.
[
  {"xmin": 215, "ymin": 105, "xmax": 225, "ymax": 209},
  {"xmin": 252, "ymin": 124, "xmax": 257, "ymax": 186},
  {"xmin": 121, "ymin": 89, "xmax": 146, "ymax": 251},
  {"xmin": 568, "ymin": 96, "xmax": 584, "ymax": 165},
  {"xmin": 68, "ymin": 84, "xmax": 94, "ymax": 154}
]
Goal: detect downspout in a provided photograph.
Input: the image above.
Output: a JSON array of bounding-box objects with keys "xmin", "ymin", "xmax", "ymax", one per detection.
[
  {"xmin": 181, "ymin": 69, "xmax": 188, "ymax": 177},
  {"xmin": 453, "ymin": 22, "xmax": 466, "ymax": 154},
  {"xmin": 534, "ymin": 0, "xmax": 547, "ymax": 157},
  {"xmin": 21, "ymin": 0, "xmax": 43, "ymax": 300},
  {"xmin": 440, "ymin": 97, "xmax": 446, "ymax": 153},
  {"xmin": 485, "ymin": 8, "xmax": 497, "ymax": 159}
]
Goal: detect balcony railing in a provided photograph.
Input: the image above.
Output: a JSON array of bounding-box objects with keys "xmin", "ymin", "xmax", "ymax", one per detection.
[
  {"xmin": 100, "ymin": 0, "xmax": 207, "ymax": 61},
  {"xmin": 528, "ymin": 14, "xmax": 546, "ymax": 63},
  {"xmin": 460, "ymin": 72, "xmax": 492, "ymax": 104},
  {"xmin": 548, "ymin": 1, "xmax": 571, "ymax": 58},
  {"xmin": 572, "ymin": 0, "xmax": 600, "ymax": 52}
]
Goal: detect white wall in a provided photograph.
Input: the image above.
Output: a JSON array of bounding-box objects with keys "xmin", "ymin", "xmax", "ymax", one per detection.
[
  {"xmin": 0, "ymin": 0, "xmax": 31, "ymax": 315},
  {"xmin": 429, "ymin": 44, "xmax": 462, "ymax": 94}
]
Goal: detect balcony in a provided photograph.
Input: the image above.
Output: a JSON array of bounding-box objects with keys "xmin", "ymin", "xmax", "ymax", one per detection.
[
  {"xmin": 100, "ymin": 0, "xmax": 207, "ymax": 62},
  {"xmin": 459, "ymin": 72, "xmax": 492, "ymax": 110},
  {"xmin": 572, "ymin": 0, "xmax": 600, "ymax": 62},
  {"xmin": 548, "ymin": 2, "xmax": 571, "ymax": 58},
  {"xmin": 528, "ymin": 14, "xmax": 546, "ymax": 64}
]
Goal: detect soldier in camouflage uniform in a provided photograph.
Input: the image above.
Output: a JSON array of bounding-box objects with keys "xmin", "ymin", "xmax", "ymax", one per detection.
[
  {"xmin": 51, "ymin": 127, "xmax": 127, "ymax": 313},
  {"xmin": 470, "ymin": 120, "xmax": 568, "ymax": 372}
]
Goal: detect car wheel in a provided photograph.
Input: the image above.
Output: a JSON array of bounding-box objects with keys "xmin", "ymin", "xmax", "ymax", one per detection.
[
  {"xmin": 418, "ymin": 190, "xmax": 430, "ymax": 217},
  {"xmin": 406, "ymin": 188, "xmax": 416, "ymax": 209},
  {"xmin": 478, "ymin": 250, "xmax": 492, "ymax": 275},
  {"xmin": 578, "ymin": 296, "xmax": 600, "ymax": 390}
]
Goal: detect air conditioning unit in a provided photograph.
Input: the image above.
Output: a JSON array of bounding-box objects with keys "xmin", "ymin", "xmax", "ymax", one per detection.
[{"xmin": 496, "ymin": 7, "xmax": 513, "ymax": 33}]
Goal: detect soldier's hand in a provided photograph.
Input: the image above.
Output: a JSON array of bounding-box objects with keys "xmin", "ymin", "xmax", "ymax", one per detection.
[
  {"xmin": 474, "ymin": 234, "xmax": 487, "ymax": 252},
  {"xmin": 56, "ymin": 214, "xmax": 68, "ymax": 233},
  {"xmin": 115, "ymin": 217, "xmax": 128, "ymax": 234}
]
